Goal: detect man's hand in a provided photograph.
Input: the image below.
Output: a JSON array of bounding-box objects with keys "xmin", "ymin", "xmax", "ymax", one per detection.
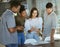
[
  {"xmin": 50, "ymin": 36, "xmax": 54, "ymax": 43},
  {"xmin": 17, "ymin": 26, "xmax": 24, "ymax": 30},
  {"xmin": 50, "ymin": 29, "xmax": 55, "ymax": 43}
]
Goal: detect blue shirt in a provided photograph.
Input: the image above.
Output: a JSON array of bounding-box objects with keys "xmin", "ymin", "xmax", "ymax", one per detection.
[
  {"xmin": 0, "ymin": 9, "xmax": 18, "ymax": 45},
  {"xmin": 43, "ymin": 11, "xmax": 57, "ymax": 37}
]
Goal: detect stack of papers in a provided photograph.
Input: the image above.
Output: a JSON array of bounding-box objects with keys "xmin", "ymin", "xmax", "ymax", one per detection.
[
  {"xmin": 24, "ymin": 39, "xmax": 37, "ymax": 45},
  {"xmin": 54, "ymin": 34, "xmax": 60, "ymax": 40},
  {"xmin": 32, "ymin": 41, "xmax": 50, "ymax": 45},
  {"xmin": 45, "ymin": 34, "xmax": 60, "ymax": 42},
  {"xmin": 24, "ymin": 34, "xmax": 60, "ymax": 45},
  {"xmin": 24, "ymin": 39, "xmax": 50, "ymax": 45}
]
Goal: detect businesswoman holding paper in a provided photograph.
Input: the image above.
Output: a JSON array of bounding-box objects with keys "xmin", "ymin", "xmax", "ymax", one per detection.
[{"xmin": 25, "ymin": 7, "xmax": 43, "ymax": 41}]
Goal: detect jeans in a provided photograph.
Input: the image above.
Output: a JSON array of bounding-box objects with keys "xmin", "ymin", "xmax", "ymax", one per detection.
[
  {"xmin": 18, "ymin": 32, "xmax": 25, "ymax": 46},
  {"xmin": 5, "ymin": 44, "xmax": 18, "ymax": 47},
  {"xmin": 26, "ymin": 32, "xmax": 40, "ymax": 41}
]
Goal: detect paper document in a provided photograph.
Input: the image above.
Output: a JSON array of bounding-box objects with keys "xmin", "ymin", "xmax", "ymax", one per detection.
[{"xmin": 24, "ymin": 39, "xmax": 50, "ymax": 45}]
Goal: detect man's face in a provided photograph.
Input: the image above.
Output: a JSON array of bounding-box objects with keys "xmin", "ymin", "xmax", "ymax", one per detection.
[
  {"xmin": 13, "ymin": 6, "xmax": 20, "ymax": 13},
  {"xmin": 46, "ymin": 8, "xmax": 53, "ymax": 14},
  {"xmin": 21, "ymin": 10, "xmax": 27, "ymax": 17}
]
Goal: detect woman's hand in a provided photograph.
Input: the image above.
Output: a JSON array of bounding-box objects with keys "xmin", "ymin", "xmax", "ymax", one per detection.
[
  {"xmin": 36, "ymin": 29, "xmax": 42, "ymax": 36},
  {"xmin": 28, "ymin": 27, "xmax": 36, "ymax": 33},
  {"xmin": 31, "ymin": 27, "xmax": 36, "ymax": 31}
]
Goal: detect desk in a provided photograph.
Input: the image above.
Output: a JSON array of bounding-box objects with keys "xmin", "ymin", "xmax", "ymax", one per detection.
[{"xmin": 24, "ymin": 40, "xmax": 60, "ymax": 47}]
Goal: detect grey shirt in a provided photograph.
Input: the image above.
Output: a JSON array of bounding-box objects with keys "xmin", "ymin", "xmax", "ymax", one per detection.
[
  {"xmin": 43, "ymin": 11, "xmax": 57, "ymax": 37},
  {"xmin": 0, "ymin": 9, "xmax": 18, "ymax": 45}
]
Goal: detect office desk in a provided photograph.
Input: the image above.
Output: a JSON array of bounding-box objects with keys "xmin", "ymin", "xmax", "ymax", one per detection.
[{"xmin": 24, "ymin": 40, "xmax": 60, "ymax": 47}]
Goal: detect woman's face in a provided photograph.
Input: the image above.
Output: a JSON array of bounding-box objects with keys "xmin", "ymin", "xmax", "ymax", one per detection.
[
  {"xmin": 20, "ymin": 10, "xmax": 27, "ymax": 17},
  {"xmin": 32, "ymin": 10, "xmax": 38, "ymax": 18}
]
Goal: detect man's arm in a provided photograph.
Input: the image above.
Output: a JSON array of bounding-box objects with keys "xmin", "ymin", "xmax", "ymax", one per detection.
[
  {"xmin": 6, "ymin": 15, "xmax": 21, "ymax": 33},
  {"xmin": 50, "ymin": 29, "xmax": 55, "ymax": 43},
  {"xmin": 8, "ymin": 27, "xmax": 17, "ymax": 33},
  {"xmin": 8, "ymin": 26, "xmax": 24, "ymax": 33},
  {"xmin": 50, "ymin": 14, "xmax": 57, "ymax": 43},
  {"xmin": 51, "ymin": 29, "xmax": 55, "ymax": 38}
]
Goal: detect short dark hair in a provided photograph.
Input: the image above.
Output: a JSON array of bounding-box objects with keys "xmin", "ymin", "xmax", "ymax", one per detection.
[
  {"xmin": 29, "ymin": 7, "xmax": 39, "ymax": 18},
  {"xmin": 46, "ymin": 2, "xmax": 53, "ymax": 8},
  {"xmin": 9, "ymin": 0, "xmax": 21, "ymax": 8},
  {"xmin": 19, "ymin": 5, "xmax": 26, "ymax": 13}
]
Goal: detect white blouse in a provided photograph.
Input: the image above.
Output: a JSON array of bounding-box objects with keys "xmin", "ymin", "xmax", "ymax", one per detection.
[{"xmin": 24, "ymin": 17, "xmax": 43, "ymax": 33}]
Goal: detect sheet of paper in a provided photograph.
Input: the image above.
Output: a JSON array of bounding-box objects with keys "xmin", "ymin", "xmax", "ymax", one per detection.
[
  {"xmin": 24, "ymin": 39, "xmax": 37, "ymax": 45},
  {"xmin": 44, "ymin": 34, "xmax": 60, "ymax": 42},
  {"xmin": 24, "ymin": 39, "xmax": 50, "ymax": 45},
  {"xmin": 24, "ymin": 34, "xmax": 60, "ymax": 45},
  {"xmin": 32, "ymin": 41, "xmax": 50, "ymax": 45}
]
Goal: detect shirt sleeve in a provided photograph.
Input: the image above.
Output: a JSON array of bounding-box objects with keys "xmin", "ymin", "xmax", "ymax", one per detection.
[
  {"xmin": 38, "ymin": 17, "xmax": 43, "ymax": 30},
  {"xmin": 6, "ymin": 15, "xmax": 16, "ymax": 28},
  {"xmin": 24, "ymin": 20, "xmax": 31, "ymax": 33},
  {"xmin": 51, "ymin": 14, "xmax": 57, "ymax": 29}
]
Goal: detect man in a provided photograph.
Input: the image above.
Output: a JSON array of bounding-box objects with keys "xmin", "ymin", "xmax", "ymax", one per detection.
[
  {"xmin": 15, "ymin": 5, "xmax": 26, "ymax": 47},
  {"xmin": 0, "ymin": 0, "xmax": 21, "ymax": 47},
  {"xmin": 43, "ymin": 2, "xmax": 57, "ymax": 43}
]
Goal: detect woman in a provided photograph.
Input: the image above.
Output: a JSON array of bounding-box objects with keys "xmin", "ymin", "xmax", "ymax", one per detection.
[
  {"xmin": 15, "ymin": 5, "xmax": 26, "ymax": 47},
  {"xmin": 25, "ymin": 7, "xmax": 43, "ymax": 41}
]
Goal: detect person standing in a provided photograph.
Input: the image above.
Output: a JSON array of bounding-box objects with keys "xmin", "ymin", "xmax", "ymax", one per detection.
[
  {"xmin": 0, "ymin": 0, "xmax": 21, "ymax": 47},
  {"xmin": 15, "ymin": 5, "xmax": 27, "ymax": 47},
  {"xmin": 43, "ymin": 2, "xmax": 57, "ymax": 43},
  {"xmin": 25, "ymin": 7, "xmax": 43, "ymax": 41}
]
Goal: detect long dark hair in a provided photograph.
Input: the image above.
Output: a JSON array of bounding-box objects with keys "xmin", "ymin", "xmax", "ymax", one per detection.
[{"xmin": 29, "ymin": 7, "xmax": 39, "ymax": 18}]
